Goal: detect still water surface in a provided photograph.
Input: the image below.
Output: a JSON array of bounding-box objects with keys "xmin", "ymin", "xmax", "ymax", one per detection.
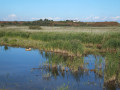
[{"xmin": 0, "ymin": 46, "xmax": 119, "ymax": 90}]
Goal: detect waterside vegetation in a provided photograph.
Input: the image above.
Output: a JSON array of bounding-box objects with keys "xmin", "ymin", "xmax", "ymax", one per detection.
[
  {"xmin": 0, "ymin": 26, "xmax": 120, "ymax": 88},
  {"xmin": 0, "ymin": 27, "xmax": 120, "ymax": 56}
]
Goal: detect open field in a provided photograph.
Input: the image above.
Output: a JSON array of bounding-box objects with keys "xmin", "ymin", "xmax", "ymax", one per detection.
[{"xmin": 1, "ymin": 26, "xmax": 120, "ymax": 33}]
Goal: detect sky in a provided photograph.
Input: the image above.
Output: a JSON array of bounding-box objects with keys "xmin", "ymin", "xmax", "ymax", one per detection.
[{"xmin": 0, "ymin": 0, "xmax": 120, "ymax": 22}]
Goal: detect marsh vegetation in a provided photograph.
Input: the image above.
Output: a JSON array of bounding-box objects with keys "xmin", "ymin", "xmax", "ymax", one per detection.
[
  {"xmin": 0, "ymin": 26, "xmax": 120, "ymax": 55},
  {"xmin": 0, "ymin": 26, "xmax": 120, "ymax": 90}
]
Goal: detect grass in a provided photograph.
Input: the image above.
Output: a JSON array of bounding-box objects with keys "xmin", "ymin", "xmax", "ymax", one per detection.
[
  {"xmin": 0, "ymin": 26, "xmax": 120, "ymax": 55},
  {"xmin": 3, "ymin": 37, "xmax": 8, "ymax": 43},
  {"xmin": 103, "ymin": 38, "xmax": 120, "ymax": 49},
  {"xmin": 104, "ymin": 51, "xmax": 120, "ymax": 85},
  {"xmin": 29, "ymin": 25, "xmax": 42, "ymax": 30},
  {"xmin": 30, "ymin": 32, "xmax": 104, "ymax": 44}
]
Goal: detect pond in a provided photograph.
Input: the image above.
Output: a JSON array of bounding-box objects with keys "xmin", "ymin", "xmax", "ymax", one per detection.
[{"xmin": 0, "ymin": 46, "xmax": 119, "ymax": 90}]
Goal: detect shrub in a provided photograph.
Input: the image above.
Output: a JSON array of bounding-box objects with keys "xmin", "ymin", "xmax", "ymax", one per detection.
[{"xmin": 1, "ymin": 24, "xmax": 4, "ymax": 27}]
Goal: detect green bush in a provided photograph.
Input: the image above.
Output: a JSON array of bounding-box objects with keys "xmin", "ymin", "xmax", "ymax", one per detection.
[{"xmin": 1, "ymin": 24, "xmax": 4, "ymax": 27}]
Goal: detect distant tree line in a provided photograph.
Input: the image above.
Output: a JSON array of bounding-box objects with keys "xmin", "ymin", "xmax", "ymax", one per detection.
[{"xmin": 0, "ymin": 19, "xmax": 120, "ymax": 27}]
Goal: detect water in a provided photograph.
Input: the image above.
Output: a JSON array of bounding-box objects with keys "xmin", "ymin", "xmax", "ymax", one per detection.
[{"xmin": 0, "ymin": 46, "xmax": 119, "ymax": 90}]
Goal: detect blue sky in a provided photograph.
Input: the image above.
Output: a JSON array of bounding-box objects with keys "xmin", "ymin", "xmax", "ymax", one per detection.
[{"xmin": 0, "ymin": 0, "xmax": 120, "ymax": 22}]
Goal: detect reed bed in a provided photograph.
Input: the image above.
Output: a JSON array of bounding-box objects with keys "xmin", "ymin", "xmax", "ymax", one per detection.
[
  {"xmin": 0, "ymin": 27, "xmax": 120, "ymax": 55},
  {"xmin": 104, "ymin": 51, "xmax": 120, "ymax": 86}
]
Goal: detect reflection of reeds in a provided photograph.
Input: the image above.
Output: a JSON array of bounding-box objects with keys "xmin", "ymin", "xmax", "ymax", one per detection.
[
  {"xmin": 57, "ymin": 84, "xmax": 69, "ymax": 90},
  {"xmin": 42, "ymin": 73, "xmax": 51, "ymax": 80},
  {"xmin": 47, "ymin": 53, "xmax": 84, "ymax": 72}
]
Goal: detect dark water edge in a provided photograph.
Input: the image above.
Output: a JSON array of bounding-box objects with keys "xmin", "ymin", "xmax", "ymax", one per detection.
[{"xmin": 0, "ymin": 46, "xmax": 120, "ymax": 90}]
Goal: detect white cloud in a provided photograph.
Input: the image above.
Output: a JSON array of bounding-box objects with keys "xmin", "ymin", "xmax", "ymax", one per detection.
[
  {"xmin": 80, "ymin": 16, "xmax": 120, "ymax": 22},
  {"xmin": 8, "ymin": 14, "xmax": 17, "ymax": 18},
  {"xmin": 110, "ymin": 16, "xmax": 120, "ymax": 21},
  {"xmin": 31, "ymin": 17, "xmax": 63, "ymax": 21},
  {"xmin": 1, "ymin": 15, "xmax": 120, "ymax": 22},
  {"xmin": 93, "ymin": 16, "xmax": 100, "ymax": 20},
  {"xmin": 31, "ymin": 18, "xmax": 41, "ymax": 20},
  {"xmin": 3, "ymin": 14, "xmax": 17, "ymax": 21}
]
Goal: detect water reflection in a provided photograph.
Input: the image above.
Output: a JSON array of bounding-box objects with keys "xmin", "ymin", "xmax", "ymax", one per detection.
[
  {"xmin": 0, "ymin": 46, "xmax": 120, "ymax": 90},
  {"xmin": 31, "ymin": 52, "xmax": 105, "ymax": 89},
  {"xmin": 4, "ymin": 46, "xmax": 9, "ymax": 51},
  {"xmin": 0, "ymin": 45, "xmax": 9, "ymax": 51}
]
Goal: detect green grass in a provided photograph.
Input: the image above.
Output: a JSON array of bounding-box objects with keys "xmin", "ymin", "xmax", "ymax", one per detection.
[
  {"xmin": 3, "ymin": 37, "xmax": 8, "ymax": 42},
  {"xmin": 103, "ymin": 38, "xmax": 120, "ymax": 49},
  {"xmin": 104, "ymin": 51, "xmax": 120, "ymax": 84},
  {"xmin": 5, "ymin": 31, "xmax": 30, "ymax": 38},
  {"xmin": 30, "ymin": 32, "xmax": 104, "ymax": 44},
  {"xmin": 0, "ymin": 32, "xmax": 5, "ymax": 37},
  {"xmin": 0, "ymin": 26, "xmax": 120, "ymax": 55}
]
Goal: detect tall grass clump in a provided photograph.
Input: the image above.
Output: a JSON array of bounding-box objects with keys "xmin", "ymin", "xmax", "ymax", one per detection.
[
  {"xmin": 104, "ymin": 52, "xmax": 120, "ymax": 83},
  {"xmin": 19, "ymin": 32, "xmax": 30, "ymax": 38},
  {"xmin": 3, "ymin": 37, "xmax": 8, "ymax": 43},
  {"xmin": 71, "ymin": 33, "xmax": 103, "ymax": 44},
  {"xmin": 9, "ymin": 39, "xmax": 17, "ymax": 45},
  {"xmin": 46, "ymin": 40, "xmax": 84, "ymax": 55},
  {"xmin": 30, "ymin": 32, "xmax": 104, "ymax": 44},
  {"xmin": 5, "ymin": 32, "xmax": 30, "ymax": 38},
  {"xmin": 102, "ymin": 33, "xmax": 120, "ymax": 43},
  {"xmin": 30, "ymin": 32, "xmax": 64, "ymax": 41},
  {"xmin": 0, "ymin": 32, "xmax": 5, "ymax": 37},
  {"xmin": 69, "ymin": 40, "xmax": 84, "ymax": 55},
  {"xmin": 103, "ymin": 38, "xmax": 120, "ymax": 49}
]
